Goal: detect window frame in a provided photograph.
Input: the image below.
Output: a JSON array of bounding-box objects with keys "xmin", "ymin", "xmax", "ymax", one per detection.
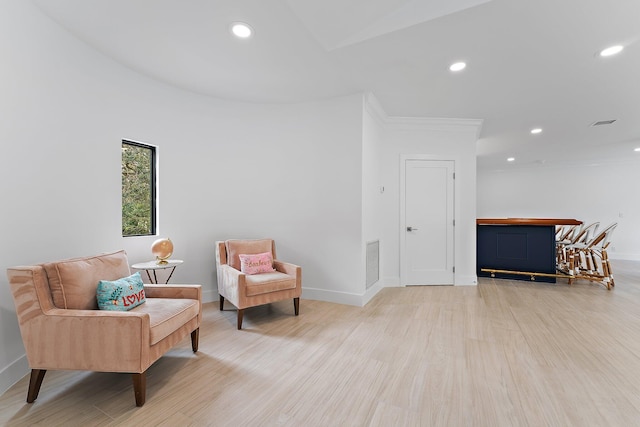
[{"xmin": 121, "ymin": 139, "xmax": 157, "ymax": 237}]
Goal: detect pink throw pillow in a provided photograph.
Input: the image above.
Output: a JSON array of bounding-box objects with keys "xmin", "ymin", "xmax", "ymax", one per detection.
[{"xmin": 239, "ymin": 252, "xmax": 275, "ymax": 275}]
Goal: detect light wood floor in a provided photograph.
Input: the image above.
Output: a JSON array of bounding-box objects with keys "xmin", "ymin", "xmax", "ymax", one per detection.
[{"xmin": 2, "ymin": 260, "xmax": 640, "ymax": 426}]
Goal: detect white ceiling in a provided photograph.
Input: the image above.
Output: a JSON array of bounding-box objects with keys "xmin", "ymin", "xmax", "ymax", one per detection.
[{"xmin": 33, "ymin": 0, "xmax": 640, "ymax": 171}]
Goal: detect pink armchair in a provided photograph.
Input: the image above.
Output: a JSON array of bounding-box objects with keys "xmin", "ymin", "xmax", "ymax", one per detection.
[
  {"xmin": 215, "ymin": 239, "xmax": 301, "ymax": 329},
  {"xmin": 6, "ymin": 250, "xmax": 202, "ymax": 407}
]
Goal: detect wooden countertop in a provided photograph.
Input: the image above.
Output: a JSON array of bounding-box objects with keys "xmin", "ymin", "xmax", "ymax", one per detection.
[{"xmin": 477, "ymin": 218, "xmax": 582, "ymax": 226}]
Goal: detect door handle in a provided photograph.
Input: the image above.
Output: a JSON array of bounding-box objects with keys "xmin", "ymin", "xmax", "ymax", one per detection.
[{"xmin": 407, "ymin": 226, "xmax": 419, "ymax": 232}]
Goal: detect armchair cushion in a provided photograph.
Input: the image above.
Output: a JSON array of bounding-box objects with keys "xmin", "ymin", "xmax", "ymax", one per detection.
[
  {"xmin": 43, "ymin": 250, "xmax": 130, "ymax": 309},
  {"xmin": 131, "ymin": 297, "xmax": 200, "ymax": 345},
  {"xmin": 245, "ymin": 271, "xmax": 297, "ymax": 296},
  {"xmin": 239, "ymin": 252, "xmax": 275, "ymax": 275},
  {"xmin": 97, "ymin": 272, "xmax": 146, "ymax": 311}
]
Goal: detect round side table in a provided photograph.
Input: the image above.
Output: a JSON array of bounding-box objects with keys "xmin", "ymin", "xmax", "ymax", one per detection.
[{"xmin": 131, "ymin": 259, "xmax": 184, "ymax": 284}]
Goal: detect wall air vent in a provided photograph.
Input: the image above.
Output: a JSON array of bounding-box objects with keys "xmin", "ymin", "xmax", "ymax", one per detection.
[
  {"xmin": 366, "ymin": 240, "xmax": 380, "ymax": 289},
  {"xmin": 591, "ymin": 119, "xmax": 617, "ymax": 126}
]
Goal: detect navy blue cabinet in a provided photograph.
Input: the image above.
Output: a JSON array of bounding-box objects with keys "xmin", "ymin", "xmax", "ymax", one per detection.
[{"xmin": 477, "ymin": 224, "xmax": 557, "ymax": 283}]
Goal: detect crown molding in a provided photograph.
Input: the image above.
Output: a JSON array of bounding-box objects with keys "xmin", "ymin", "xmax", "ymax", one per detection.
[{"xmin": 364, "ymin": 92, "xmax": 483, "ymax": 136}]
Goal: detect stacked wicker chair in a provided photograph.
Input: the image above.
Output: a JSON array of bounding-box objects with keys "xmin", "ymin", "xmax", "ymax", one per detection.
[
  {"xmin": 560, "ymin": 222, "xmax": 617, "ymax": 289},
  {"xmin": 555, "ymin": 224, "xmax": 581, "ymax": 269},
  {"xmin": 556, "ymin": 222, "xmax": 599, "ymax": 272}
]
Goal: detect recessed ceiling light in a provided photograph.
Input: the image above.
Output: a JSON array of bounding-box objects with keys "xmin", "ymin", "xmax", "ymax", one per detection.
[
  {"xmin": 507, "ymin": 157, "xmax": 515, "ymax": 162},
  {"xmin": 449, "ymin": 62, "xmax": 466, "ymax": 72},
  {"xmin": 231, "ymin": 22, "xmax": 253, "ymax": 39},
  {"xmin": 530, "ymin": 128, "xmax": 542, "ymax": 134},
  {"xmin": 600, "ymin": 45, "xmax": 623, "ymax": 57},
  {"xmin": 635, "ymin": 148, "xmax": 640, "ymax": 152}
]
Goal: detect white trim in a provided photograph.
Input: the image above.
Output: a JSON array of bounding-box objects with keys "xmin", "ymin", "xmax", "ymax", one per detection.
[
  {"xmin": 362, "ymin": 280, "xmax": 385, "ymax": 306},
  {"xmin": 384, "ymin": 276, "xmax": 401, "ymax": 287},
  {"xmin": 302, "ymin": 287, "xmax": 364, "ymax": 307},
  {"xmin": 301, "ymin": 282, "xmax": 388, "ymax": 307},
  {"xmin": 482, "ymin": 155, "xmax": 640, "ymax": 173},
  {"xmin": 363, "ymin": 93, "xmax": 388, "ymax": 128},
  {"xmin": 610, "ymin": 253, "xmax": 640, "ymax": 261},
  {"xmin": 0, "ymin": 355, "xmax": 29, "ymax": 396},
  {"xmin": 455, "ymin": 274, "xmax": 478, "ymax": 286},
  {"xmin": 363, "ymin": 92, "xmax": 484, "ymax": 135},
  {"xmin": 385, "ymin": 116, "xmax": 484, "ymax": 133},
  {"xmin": 301, "ymin": 281, "xmax": 386, "ymax": 307}
]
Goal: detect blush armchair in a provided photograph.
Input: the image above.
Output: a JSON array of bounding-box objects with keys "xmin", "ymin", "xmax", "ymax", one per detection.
[
  {"xmin": 6, "ymin": 250, "xmax": 202, "ymax": 407},
  {"xmin": 215, "ymin": 239, "xmax": 301, "ymax": 329}
]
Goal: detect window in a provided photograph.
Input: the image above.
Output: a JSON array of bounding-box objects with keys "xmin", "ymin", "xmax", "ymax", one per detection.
[{"xmin": 122, "ymin": 140, "xmax": 156, "ymax": 236}]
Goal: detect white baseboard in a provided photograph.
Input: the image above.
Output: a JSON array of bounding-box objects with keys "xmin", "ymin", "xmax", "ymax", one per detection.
[
  {"xmin": 302, "ymin": 277, "xmax": 481, "ymax": 303},
  {"xmin": 302, "ymin": 278, "xmax": 401, "ymax": 307},
  {"xmin": 610, "ymin": 253, "xmax": 640, "ymax": 261},
  {"xmin": 384, "ymin": 276, "xmax": 401, "ymax": 287},
  {"xmin": 378, "ymin": 275, "xmax": 478, "ymax": 287},
  {"xmin": 0, "ymin": 354, "xmax": 29, "ymax": 396},
  {"xmin": 362, "ymin": 281, "xmax": 385, "ymax": 305},
  {"xmin": 202, "ymin": 289, "xmax": 218, "ymax": 304},
  {"xmin": 455, "ymin": 274, "xmax": 478, "ymax": 286},
  {"xmin": 302, "ymin": 287, "xmax": 365, "ymax": 307}
]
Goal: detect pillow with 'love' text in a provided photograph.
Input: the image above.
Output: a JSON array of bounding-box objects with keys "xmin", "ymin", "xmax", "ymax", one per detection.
[{"xmin": 96, "ymin": 272, "xmax": 146, "ymax": 311}]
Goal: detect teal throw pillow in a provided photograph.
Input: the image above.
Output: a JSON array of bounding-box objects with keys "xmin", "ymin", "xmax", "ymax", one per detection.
[{"xmin": 97, "ymin": 272, "xmax": 146, "ymax": 311}]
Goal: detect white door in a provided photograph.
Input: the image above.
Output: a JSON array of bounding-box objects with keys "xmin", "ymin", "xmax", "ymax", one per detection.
[{"xmin": 401, "ymin": 159, "xmax": 455, "ymax": 285}]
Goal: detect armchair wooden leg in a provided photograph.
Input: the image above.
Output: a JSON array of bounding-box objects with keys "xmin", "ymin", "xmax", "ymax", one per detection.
[
  {"xmin": 293, "ymin": 297, "xmax": 300, "ymax": 316},
  {"xmin": 237, "ymin": 309, "xmax": 244, "ymax": 330},
  {"xmin": 219, "ymin": 295, "xmax": 225, "ymax": 311},
  {"xmin": 132, "ymin": 372, "xmax": 146, "ymax": 407},
  {"xmin": 191, "ymin": 328, "xmax": 199, "ymax": 352},
  {"xmin": 26, "ymin": 369, "xmax": 46, "ymax": 403}
]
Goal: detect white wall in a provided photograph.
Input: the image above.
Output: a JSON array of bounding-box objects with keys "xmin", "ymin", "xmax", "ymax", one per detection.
[
  {"xmin": 0, "ymin": 0, "xmax": 364, "ymax": 394},
  {"xmin": 477, "ymin": 162, "xmax": 640, "ymax": 260},
  {"xmin": 0, "ymin": 0, "xmax": 485, "ymax": 397}
]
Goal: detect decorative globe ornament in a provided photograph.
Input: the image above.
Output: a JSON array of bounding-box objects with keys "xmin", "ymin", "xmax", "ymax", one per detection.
[{"xmin": 151, "ymin": 238, "xmax": 173, "ymax": 265}]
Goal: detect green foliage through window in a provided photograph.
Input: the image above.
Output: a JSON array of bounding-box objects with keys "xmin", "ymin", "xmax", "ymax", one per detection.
[{"xmin": 122, "ymin": 141, "xmax": 156, "ymax": 236}]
